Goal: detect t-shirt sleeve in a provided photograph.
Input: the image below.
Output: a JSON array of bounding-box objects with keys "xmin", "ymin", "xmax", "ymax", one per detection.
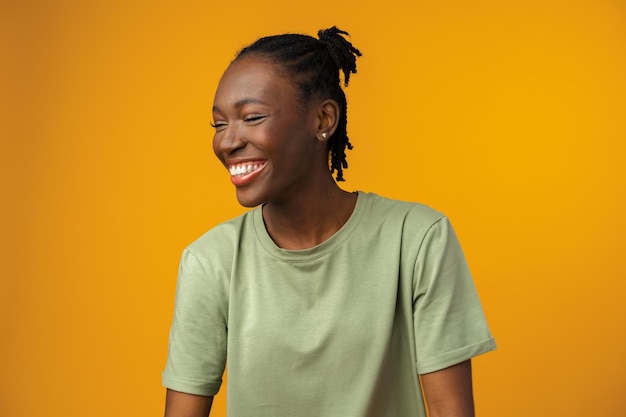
[
  {"xmin": 162, "ymin": 248, "xmax": 228, "ymax": 396},
  {"xmin": 412, "ymin": 217, "xmax": 496, "ymax": 374}
]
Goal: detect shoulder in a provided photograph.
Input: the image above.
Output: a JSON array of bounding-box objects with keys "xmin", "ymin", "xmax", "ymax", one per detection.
[
  {"xmin": 360, "ymin": 191, "xmax": 446, "ymax": 230},
  {"xmin": 184, "ymin": 208, "xmax": 257, "ymax": 263},
  {"xmin": 357, "ymin": 192, "xmax": 459, "ymax": 260}
]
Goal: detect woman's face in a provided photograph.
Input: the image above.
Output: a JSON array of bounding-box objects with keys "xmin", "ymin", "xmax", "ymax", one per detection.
[{"xmin": 212, "ymin": 56, "xmax": 327, "ymax": 207}]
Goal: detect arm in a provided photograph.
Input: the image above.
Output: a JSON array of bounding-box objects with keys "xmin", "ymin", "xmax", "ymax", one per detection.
[
  {"xmin": 420, "ymin": 360, "xmax": 475, "ymax": 417},
  {"xmin": 164, "ymin": 389, "xmax": 213, "ymax": 417}
]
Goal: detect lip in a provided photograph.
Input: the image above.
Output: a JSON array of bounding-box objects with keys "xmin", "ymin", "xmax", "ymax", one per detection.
[{"xmin": 227, "ymin": 159, "xmax": 268, "ymax": 187}]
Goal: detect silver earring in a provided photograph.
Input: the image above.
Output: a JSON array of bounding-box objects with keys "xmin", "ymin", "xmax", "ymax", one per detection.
[{"xmin": 321, "ymin": 132, "xmax": 328, "ymax": 139}]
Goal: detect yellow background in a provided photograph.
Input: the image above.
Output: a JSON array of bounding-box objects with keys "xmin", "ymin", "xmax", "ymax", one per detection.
[{"xmin": 2, "ymin": 0, "xmax": 625, "ymax": 416}]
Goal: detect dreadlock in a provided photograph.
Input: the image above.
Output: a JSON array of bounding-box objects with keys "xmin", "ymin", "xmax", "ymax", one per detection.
[{"xmin": 236, "ymin": 26, "xmax": 362, "ymax": 181}]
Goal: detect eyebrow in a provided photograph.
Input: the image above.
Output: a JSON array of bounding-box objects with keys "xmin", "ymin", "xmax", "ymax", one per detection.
[{"xmin": 212, "ymin": 97, "xmax": 269, "ymax": 112}]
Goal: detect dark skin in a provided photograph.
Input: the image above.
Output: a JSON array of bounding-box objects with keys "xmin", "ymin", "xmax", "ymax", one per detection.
[
  {"xmin": 421, "ymin": 360, "xmax": 475, "ymax": 417},
  {"xmin": 211, "ymin": 56, "xmax": 356, "ymax": 249},
  {"xmin": 165, "ymin": 55, "xmax": 477, "ymax": 416},
  {"xmin": 165, "ymin": 390, "xmax": 213, "ymax": 417}
]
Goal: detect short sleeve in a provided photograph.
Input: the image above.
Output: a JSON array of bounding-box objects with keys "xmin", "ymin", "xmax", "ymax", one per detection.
[
  {"xmin": 413, "ymin": 217, "xmax": 496, "ymax": 374},
  {"xmin": 162, "ymin": 248, "xmax": 228, "ymax": 396}
]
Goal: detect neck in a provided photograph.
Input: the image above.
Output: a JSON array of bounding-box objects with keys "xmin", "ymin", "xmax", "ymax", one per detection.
[{"xmin": 262, "ymin": 179, "xmax": 357, "ymax": 250}]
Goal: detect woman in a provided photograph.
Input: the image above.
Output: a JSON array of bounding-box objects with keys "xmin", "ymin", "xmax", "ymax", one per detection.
[{"xmin": 163, "ymin": 27, "xmax": 495, "ymax": 417}]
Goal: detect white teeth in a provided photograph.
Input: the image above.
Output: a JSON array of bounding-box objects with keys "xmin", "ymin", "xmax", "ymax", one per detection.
[{"xmin": 229, "ymin": 163, "xmax": 262, "ymax": 176}]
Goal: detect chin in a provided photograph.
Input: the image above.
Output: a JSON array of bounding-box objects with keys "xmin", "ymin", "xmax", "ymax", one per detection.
[{"xmin": 235, "ymin": 189, "xmax": 266, "ymax": 208}]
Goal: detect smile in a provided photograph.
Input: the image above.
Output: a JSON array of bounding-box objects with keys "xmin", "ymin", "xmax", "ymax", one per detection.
[
  {"xmin": 227, "ymin": 160, "xmax": 268, "ymax": 187},
  {"xmin": 229, "ymin": 161, "xmax": 266, "ymax": 177}
]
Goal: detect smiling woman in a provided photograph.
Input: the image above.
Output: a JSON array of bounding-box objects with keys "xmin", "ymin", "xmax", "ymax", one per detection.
[
  {"xmin": 162, "ymin": 27, "xmax": 496, "ymax": 417},
  {"xmin": 211, "ymin": 56, "xmax": 329, "ymax": 208}
]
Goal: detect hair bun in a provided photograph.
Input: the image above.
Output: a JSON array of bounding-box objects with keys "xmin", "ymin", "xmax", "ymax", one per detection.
[{"xmin": 317, "ymin": 26, "xmax": 362, "ymax": 86}]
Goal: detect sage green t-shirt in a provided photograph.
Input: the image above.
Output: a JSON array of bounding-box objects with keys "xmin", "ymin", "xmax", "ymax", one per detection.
[{"xmin": 163, "ymin": 192, "xmax": 495, "ymax": 417}]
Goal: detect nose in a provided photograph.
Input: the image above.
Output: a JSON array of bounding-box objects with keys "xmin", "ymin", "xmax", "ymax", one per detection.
[{"xmin": 213, "ymin": 124, "xmax": 246, "ymax": 156}]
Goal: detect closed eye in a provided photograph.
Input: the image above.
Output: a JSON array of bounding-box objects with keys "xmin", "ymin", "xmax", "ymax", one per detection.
[
  {"xmin": 210, "ymin": 121, "xmax": 227, "ymax": 131},
  {"xmin": 243, "ymin": 115, "xmax": 266, "ymax": 124}
]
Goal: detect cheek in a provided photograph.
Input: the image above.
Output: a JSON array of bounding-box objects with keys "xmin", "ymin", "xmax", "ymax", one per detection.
[
  {"xmin": 212, "ymin": 134, "xmax": 223, "ymax": 159},
  {"xmin": 266, "ymin": 116, "xmax": 311, "ymax": 149},
  {"xmin": 253, "ymin": 126, "xmax": 283, "ymax": 153}
]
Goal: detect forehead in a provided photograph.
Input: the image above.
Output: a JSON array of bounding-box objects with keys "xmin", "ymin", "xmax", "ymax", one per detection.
[{"xmin": 213, "ymin": 56, "xmax": 297, "ymax": 108}]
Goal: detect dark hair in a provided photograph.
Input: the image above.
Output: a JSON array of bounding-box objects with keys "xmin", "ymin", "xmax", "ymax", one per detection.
[{"xmin": 236, "ymin": 27, "xmax": 362, "ymax": 182}]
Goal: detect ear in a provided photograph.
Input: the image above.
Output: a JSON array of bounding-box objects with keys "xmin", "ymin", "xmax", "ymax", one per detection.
[{"xmin": 315, "ymin": 99, "xmax": 340, "ymax": 142}]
